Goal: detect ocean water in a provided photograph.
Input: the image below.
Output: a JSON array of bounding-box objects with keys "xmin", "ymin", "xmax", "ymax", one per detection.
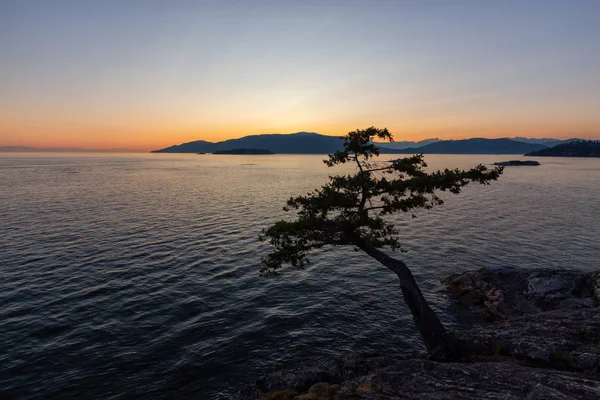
[{"xmin": 1, "ymin": 153, "xmax": 599, "ymax": 399}]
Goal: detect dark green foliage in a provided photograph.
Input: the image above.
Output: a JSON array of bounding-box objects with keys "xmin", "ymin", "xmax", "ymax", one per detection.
[
  {"xmin": 525, "ymin": 140, "xmax": 600, "ymax": 157},
  {"xmin": 260, "ymin": 127, "xmax": 503, "ymax": 274}
]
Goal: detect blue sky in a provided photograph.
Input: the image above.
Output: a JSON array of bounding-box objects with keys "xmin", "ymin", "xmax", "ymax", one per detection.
[{"xmin": 1, "ymin": 0, "xmax": 599, "ymax": 149}]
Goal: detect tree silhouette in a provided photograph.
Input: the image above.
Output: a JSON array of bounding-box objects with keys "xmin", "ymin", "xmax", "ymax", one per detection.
[{"xmin": 260, "ymin": 127, "xmax": 503, "ymax": 356}]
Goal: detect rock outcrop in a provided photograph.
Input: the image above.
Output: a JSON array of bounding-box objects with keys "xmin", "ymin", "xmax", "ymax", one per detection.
[
  {"xmin": 338, "ymin": 359, "xmax": 600, "ymax": 399},
  {"xmin": 443, "ymin": 267, "xmax": 600, "ymax": 374},
  {"xmin": 444, "ymin": 266, "xmax": 600, "ymax": 322},
  {"xmin": 459, "ymin": 308, "xmax": 600, "ymax": 372},
  {"xmin": 238, "ymin": 353, "xmax": 600, "ymax": 399},
  {"xmin": 237, "ymin": 267, "xmax": 600, "ymax": 399}
]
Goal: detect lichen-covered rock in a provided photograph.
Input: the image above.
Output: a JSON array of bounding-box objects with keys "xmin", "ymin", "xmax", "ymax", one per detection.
[
  {"xmin": 237, "ymin": 351, "xmax": 600, "ymax": 399},
  {"xmin": 458, "ymin": 307, "xmax": 600, "ymax": 372},
  {"xmin": 258, "ymin": 389, "xmax": 299, "ymax": 400},
  {"xmin": 525, "ymin": 384, "xmax": 574, "ymax": 400},
  {"xmin": 337, "ymin": 359, "xmax": 600, "ymax": 399},
  {"xmin": 444, "ymin": 267, "xmax": 600, "ymax": 371},
  {"xmin": 444, "ymin": 266, "xmax": 598, "ymax": 322},
  {"xmin": 590, "ymin": 272, "xmax": 600, "ymax": 301},
  {"xmin": 335, "ymin": 352, "xmax": 415, "ymax": 381},
  {"xmin": 296, "ymin": 382, "xmax": 339, "ymax": 399},
  {"xmin": 239, "ymin": 353, "xmax": 412, "ymax": 398},
  {"xmin": 255, "ymin": 366, "xmax": 340, "ymax": 394}
]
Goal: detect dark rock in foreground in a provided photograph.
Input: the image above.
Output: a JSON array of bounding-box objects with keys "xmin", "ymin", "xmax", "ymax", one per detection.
[
  {"xmin": 237, "ymin": 267, "xmax": 600, "ymax": 399},
  {"xmin": 339, "ymin": 359, "xmax": 600, "ymax": 399},
  {"xmin": 459, "ymin": 308, "xmax": 600, "ymax": 373},
  {"xmin": 493, "ymin": 160, "xmax": 540, "ymax": 166},
  {"xmin": 445, "ymin": 267, "xmax": 600, "ymax": 374},
  {"xmin": 237, "ymin": 352, "xmax": 600, "ymax": 399},
  {"xmin": 444, "ymin": 266, "xmax": 600, "ymax": 322}
]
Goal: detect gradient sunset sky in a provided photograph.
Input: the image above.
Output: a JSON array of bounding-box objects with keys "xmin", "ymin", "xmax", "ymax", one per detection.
[{"xmin": 1, "ymin": 1, "xmax": 599, "ymax": 150}]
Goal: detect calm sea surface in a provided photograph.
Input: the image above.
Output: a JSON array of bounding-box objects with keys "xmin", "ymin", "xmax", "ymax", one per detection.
[{"xmin": 1, "ymin": 153, "xmax": 599, "ymax": 399}]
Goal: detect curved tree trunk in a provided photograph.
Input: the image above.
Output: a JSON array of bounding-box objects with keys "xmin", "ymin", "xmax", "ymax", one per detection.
[{"xmin": 350, "ymin": 237, "xmax": 467, "ymax": 358}]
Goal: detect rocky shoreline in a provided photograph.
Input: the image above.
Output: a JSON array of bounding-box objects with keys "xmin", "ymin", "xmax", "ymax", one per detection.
[{"xmin": 236, "ymin": 267, "xmax": 600, "ymax": 399}]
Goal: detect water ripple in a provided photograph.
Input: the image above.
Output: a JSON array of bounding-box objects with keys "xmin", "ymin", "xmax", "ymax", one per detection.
[{"xmin": 0, "ymin": 153, "xmax": 599, "ymax": 398}]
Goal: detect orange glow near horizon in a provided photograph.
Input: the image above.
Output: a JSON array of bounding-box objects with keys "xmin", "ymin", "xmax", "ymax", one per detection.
[
  {"xmin": 2, "ymin": 120, "xmax": 599, "ymax": 151},
  {"xmin": 2, "ymin": 2, "xmax": 599, "ymax": 150}
]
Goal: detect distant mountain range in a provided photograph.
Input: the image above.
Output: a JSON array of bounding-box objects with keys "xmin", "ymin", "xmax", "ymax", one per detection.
[
  {"xmin": 2, "ymin": 134, "xmax": 589, "ymax": 155},
  {"xmin": 373, "ymin": 138, "xmax": 441, "ymax": 149},
  {"xmin": 507, "ymin": 137, "xmax": 566, "ymax": 146},
  {"xmin": 152, "ymin": 132, "xmax": 345, "ymax": 154},
  {"xmin": 151, "ymin": 132, "xmax": 585, "ymax": 155},
  {"xmin": 388, "ymin": 138, "xmax": 547, "ymax": 154},
  {"xmin": 371, "ymin": 137, "xmax": 575, "ymax": 149}
]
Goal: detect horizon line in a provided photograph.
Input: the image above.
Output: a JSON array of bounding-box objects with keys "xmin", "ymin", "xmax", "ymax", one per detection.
[{"xmin": 2, "ymin": 133, "xmax": 598, "ymax": 153}]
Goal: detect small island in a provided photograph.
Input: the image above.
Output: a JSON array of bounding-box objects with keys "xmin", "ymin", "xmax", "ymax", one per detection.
[
  {"xmin": 210, "ymin": 148, "xmax": 275, "ymax": 155},
  {"xmin": 493, "ymin": 160, "xmax": 540, "ymax": 166},
  {"xmin": 525, "ymin": 140, "xmax": 600, "ymax": 157}
]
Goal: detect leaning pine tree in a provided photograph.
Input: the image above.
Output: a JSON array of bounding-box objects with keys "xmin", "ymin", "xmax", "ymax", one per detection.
[{"xmin": 260, "ymin": 127, "xmax": 503, "ymax": 358}]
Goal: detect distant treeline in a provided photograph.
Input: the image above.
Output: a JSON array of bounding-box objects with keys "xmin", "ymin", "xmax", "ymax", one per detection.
[{"xmin": 525, "ymin": 140, "xmax": 600, "ymax": 158}]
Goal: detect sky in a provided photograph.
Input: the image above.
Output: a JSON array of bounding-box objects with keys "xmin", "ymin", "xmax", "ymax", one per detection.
[{"xmin": 1, "ymin": 0, "xmax": 599, "ymax": 150}]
